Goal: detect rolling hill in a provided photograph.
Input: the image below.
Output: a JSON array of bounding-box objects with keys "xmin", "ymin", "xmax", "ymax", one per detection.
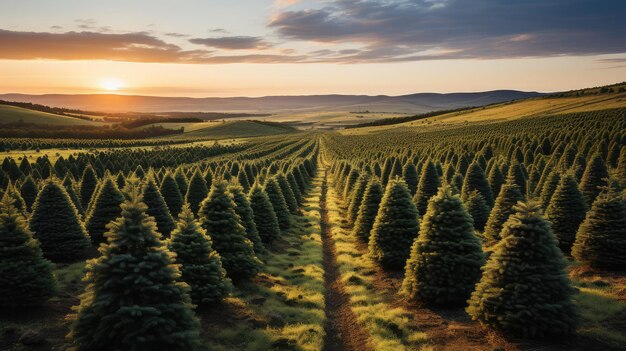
[
  {"xmin": 0, "ymin": 104, "xmax": 103, "ymax": 126},
  {"xmin": 159, "ymin": 120, "xmax": 297, "ymax": 140}
]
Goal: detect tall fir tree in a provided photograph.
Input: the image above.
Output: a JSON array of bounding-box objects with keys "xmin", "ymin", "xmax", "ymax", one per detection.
[
  {"xmin": 264, "ymin": 177, "xmax": 291, "ymax": 230},
  {"xmin": 402, "ymin": 163, "xmax": 419, "ymax": 195},
  {"xmin": 464, "ymin": 190, "xmax": 490, "ymax": 231},
  {"xmin": 185, "ymin": 169, "xmax": 209, "ymax": 215},
  {"xmin": 413, "ymin": 160, "xmax": 440, "ymax": 217},
  {"xmin": 0, "ymin": 195, "xmax": 57, "ymax": 307},
  {"xmin": 276, "ymin": 173, "xmax": 298, "ymax": 214},
  {"xmin": 579, "ymin": 153, "xmax": 609, "ymax": 206},
  {"xmin": 462, "ymin": 161, "xmax": 494, "ymax": 208},
  {"xmin": 168, "ymin": 204, "xmax": 232, "ymax": 306},
  {"xmin": 29, "ymin": 180, "xmax": 91, "ymax": 262},
  {"xmin": 85, "ymin": 177, "xmax": 125, "ymax": 245},
  {"xmin": 347, "ymin": 172, "xmax": 370, "ymax": 224},
  {"xmin": 142, "ymin": 178, "xmax": 176, "ymax": 237},
  {"xmin": 63, "ymin": 175, "xmax": 84, "ymax": 215},
  {"xmin": 248, "ymin": 185, "xmax": 281, "ymax": 244},
  {"xmin": 199, "ymin": 181, "xmax": 261, "ymax": 280},
  {"xmin": 545, "ymin": 174, "xmax": 587, "ymax": 254},
  {"xmin": 352, "ymin": 179, "xmax": 384, "ymax": 242},
  {"xmin": 467, "ymin": 202, "xmax": 578, "ymax": 337},
  {"xmin": 19, "ymin": 175, "xmax": 38, "ymax": 212},
  {"xmin": 572, "ymin": 185, "xmax": 626, "ymax": 270},
  {"xmin": 229, "ymin": 184, "xmax": 266, "ymax": 255},
  {"xmin": 160, "ymin": 171, "xmax": 184, "ymax": 218},
  {"xmin": 69, "ymin": 191, "xmax": 201, "ymax": 351},
  {"xmin": 368, "ymin": 178, "xmax": 419, "ymax": 270},
  {"xmin": 483, "ymin": 179, "xmax": 524, "ymax": 243},
  {"xmin": 174, "ymin": 168, "xmax": 189, "ymax": 198},
  {"xmin": 80, "ymin": 165, "xmax": 98, "ymax": 208},
  {"xmin": 401, "ymin": 186, "xmax": 484, "ymax": 305}
]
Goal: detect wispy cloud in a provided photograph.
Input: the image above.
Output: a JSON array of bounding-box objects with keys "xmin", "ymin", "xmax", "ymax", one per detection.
[{"xmin": 189, "ymin": 36, "xmax": 272, "ymax": 50}]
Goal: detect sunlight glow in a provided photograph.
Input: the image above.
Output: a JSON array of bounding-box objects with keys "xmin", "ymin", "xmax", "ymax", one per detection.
[{"xmin": 99, "ymin": 78, "xmax": 125, "ymax": 91}]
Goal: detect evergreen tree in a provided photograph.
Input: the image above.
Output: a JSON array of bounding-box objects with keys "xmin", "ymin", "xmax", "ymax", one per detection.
[
  {"xmin": 507, "ymin": 162, "xmax": 527, "ymax": 195},
  {"xmin": 199, "ymin": 181, "xmax": 261, "ymax": 280},
  {"xmin": 579, "ymin": 153, "xmax": 609, "ymax": 206},
  {"xmin": 572, "ymin": 186, "xmax": 626, "ymax": 269},
  {"xmin": 464, "ymin": 190, "xmax": 490, "ymax": 231},
  {"xmin": 168, "ymin": 204, "xmax": 232, "ymax": 306},
  {"xmin": 545, "ymin": 174, "xmax": 587, "ymax": 254},
  {"xmin": 287, "ymin": 172, "xmax": 303, "ymax": 205},
  {"xmin": 0, "ymin": 195, "xmax": 57, "ymax": 307},
  {"xmin": 229, "ymin": 184, "xmax": 266, "ymax": 255},
  {"xmin": 80, "ymin": 165, "xmax": 98, "ymax": 208},
  {"xmin": 487, "ymin": 165, "xmax": 505, "ymax": 198},
  {"xmin": 63, "ymin": 175, "xmax": 84, "ymax": 215},
  {"xmin": 69, "ymin": 192, "xmax": 201, "ymax": 351},
  {"xmin": 402, "ymin": 186, "xmax": 484, "ymax": 305},
  {"xmin": 160, "ymin": 171, "xmax": 184, "ymax": 217},
  {"xmin": 174, "ymin": 169, "xmax": 189, "ymax": 197},
  {"xmin": 29, "ymin": 180, "xmax": 91, "ymax": 262},
  {"xmin": 402, "ymin": 163, "xmax": 418, "ymax": 195},
  {"xmin": 352, "ymin": 179, "xmax": 384, "ymax": 242},
  {"xmin": 484, "ymin": 179, "xmax": 524, "ymax": 242},
  {"xmin": 347, "ymin": 173, "xmax": 370, "ymax": 224},
  {"xmin": 142, "ymin": 178, "xmax": 176, "ymax": 237},
  {"xmin": 85, "ymin": 177, "xmax": 125, "ymax": 245},
  {"xmin": 539, "ymin": 171, "xmax": 560, "ymax": 207},
  {"xmin": 276, "ymin": 173, "xmax": 298, "ymax": 214},
  {"xmin": 19, "ymin": 175, "xmax": 38, "ymax": 212},
  {"xmin": 4, "ymin": 182, "xmax": 27, "ymax": 215},
  {"xmin": 368, "ymin": 178, "xmax": 419, "ymax": 270},
  {"xmin": 264, "ymin": 177, "xmax": 290, "ymax": 230},
  {"xmin": 467, "ymin": 202, "xmax": 578, "ymax": 337},
  {"xmin": 248, "ymin": 185, "xmax": 281, "ymax": 244},
  {"xmin": 413, "ymin": 160, "xmax": 440, "ymax": 217},
  {"xmin": 616, "ymin": 147, "xmax": 626, "ymax": 188},
  {"xmin": 462, "ymin": 161, "xmax": 494, "ymax": 208},
  {"xmin": 185, "ymin": 169, "xmax": 209, "ymax": 215}
]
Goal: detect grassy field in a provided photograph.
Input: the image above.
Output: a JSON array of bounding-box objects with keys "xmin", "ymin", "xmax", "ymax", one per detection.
[
  {"xmin": 0, "ymin": 105, "xmax": 105, "ymax": 126},
  {"xmin": 161, "ymin": 120, "xmax": 296, "ymax": 140}
]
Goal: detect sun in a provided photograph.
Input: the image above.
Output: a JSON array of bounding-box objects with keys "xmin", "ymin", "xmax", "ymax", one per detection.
[{"xmin": 99, "ymin": 78, "xmax": 125, "ymax": 91}]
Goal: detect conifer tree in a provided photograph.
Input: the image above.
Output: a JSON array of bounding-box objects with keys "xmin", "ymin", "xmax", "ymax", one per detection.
[
  {"xmin": 572, "ymin": 186, "xmax": 626, "ymax": 269},
  {"xmin": 160, "ymin": 171, "xmax": 184, "ymax": 217},
  {"xmin": 199, "ymin": 181, "xmax": 261, "ymax": 280},
  {"xmin": 369, "ymin": 178, "xmax": 419, "ymax": 270},
  {"xmin": 579, "ymin": 153, "xmax": 609, "ymax": 206},
  {"xmin": 413, "ymin": 160, "xmax": 440, "ymax": 216},
  {"xmin": 402, "ymin": 186, "xmax": 484, "ymax": 305},
  {"xmin": 19, "ymin": 175, "xmax": 38, "ymax": 212},
  {"xmin": 248, "ymin": 184, "xmax": 281, "ymax": 244},
  {"xmin": 353, "ymin": 179, "xmax": 384, "ymax": 242},
  {"xmin": 85, "ymin": 177, "xmax": 125, "ymax": 245},
  {"xmin": 402, "ymin": 163, "xmax": 418, "ymax": 195},
  {"xmin": 142, "ymin": 178, "xmax": 175, "ymax": 237},
  {"xmin": 545, "ymin": 174, "xmax": 587, "ymax": 254},
  {"xmin": 348, "ymin": 173, "xmax": 370, "ymax": 224},
  {"xmin": 484, "ymin": 179, "xmax": 524, "ymax": 242},
  {"xmin": 4, "ymin": 182, "xmax": 27, "ymax": 215},
  {"xmin": 539, "ymin": 170, "xmax": 560, "ymax": 207},
  {"xmin": 464, "ymin": 190, "xmax": 490, "ymax": 231},
  {"xmin": 616, "ymin": 147, "xmax": 626, "ymax": 188},
  {"xmin": 276, "ymin": 173, "xmax": 298, "ymax": 214},
  {"xmin": 264, "ymin": 177, "xmax": 290, "ymax": 230},
  {"xmin": 174, "ymin": 169, "xmax": 189, "ymax": 197},
  {"xmin": 80, "ymin": 165, "xmax": 98, "ymax": 208},
  {"xmin": 185, "ymin": 169, "xmax": 209, "ymax": 215},
  {"xmin": 29, "ymin": 180, "xmax": 91, "ymax": 262},
  {"xmin": 168, "ymin": 204, "xmax": 232, "ymax": 306},
  {"xmin": 229, "ymin": 184, "xmax": 265, "ymax": 255},
  {"xmin": 0, "ymin": 195, "xmax": 57, "ymax": 307},
  {"xmin": 487, "ymin": 165, "xmax": 505, "ymax": 198},
  {"xmin": 69, "ymin": 191, "xmax": 201, "ymax": 351},
  {"xmin": 467, "ymin": 202, "xmax": 578, "ymax": 337},
  {"xmin": 63, "ymin": 175, "xmax": 84, "ymax": 215},
  {"xmin": 287, "ymin": 172, "xmax": 303, "ymax": 205},
  {"xmin": 462, "ymin": 161, "xmax": 494, "ymax": 208},
  {"xmin": 507, "ymin": 162, "xmax": 527, "ymax": 195}
]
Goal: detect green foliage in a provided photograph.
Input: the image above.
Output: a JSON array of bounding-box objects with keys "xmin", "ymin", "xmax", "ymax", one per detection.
[
  {"xmin": 264, "ymin": 177, "xmax": 291, "ymax": 230},
  {"xmin": 142, "ymin": 177, "xmax": 176, "ymax": 237},
  {"xmin": 85, "ymin": 177, "xmax": 125, "ymax": 245},
  {"xmin": 160, "ymin": 171, "xmax": 184, "ymax": 218},
  {"xmin": 248, "ymin": 184, "xmax": 281, "ymax": 244},
  {"xmin": 352, "ymin": 178, "xmax": 383, "ymax": 242},
  {"xmin": 0, "ymin": 195, "xmax": 57, "ymax": 307},
  {"xmin": 579, "ymin": 153, "xmax": 609, "ymax": 206},
  {"xmin": 199, "ymin": 181, "xmax": 261, "ymax": 280},
  {"xmin": 29, "ymin": 180, "xmax": 91, "ymax": 262},
  {"xmin": 185, "ymin": 169, "xmax": 209, "ymax": 215},
  {"xmin": 368, "ymin": 178, "xmax": 419, "ymax": 270},
  {"xmin": 229, "ymin": 184, "xmax": 266, "ymax": 255},
  {"xmin": 347, "ymin": 172, "xmax": 370, "ymax": 224},
  {"xmin": 545, "ymin": 174, "xmax": 587, "ymax": 254},
  {"xmin": 572, "ymin": 187, "xmax": 626, "ymax": 270},
  {"xmin": 69, "ymin": 193, "xmax": 201, "ymax": 351},
  {"xmin": 467, "ymin": 202, "xmax": 579, "ymax": 337},
  {"xmin": 402, "ymin": 186, "xmax": 484, "ymax": 305},
  {"xmin": 19, "ymin": 175, "xmax": 38, "ymax": 212},
  {"xmin": 464, "ymin": 190, "xmax": 490, "ymax": 231},
  {"xmin": 276, "ymin": 173, "xmax": 298, "ymax": 214},
  {"xmin": 402, "ymin": 162, "xmax": 418, "ymax": 195},
  {"xmin": 483, "ymin": 179, "xmax": 524, "ymax": 242},
  {"xmin": 413, "ymin": 160, "xmax": 440, "ymax": 217},
  {"xmin": 80, "ymin": 165, "xmax": 98, "ymax": 208},
  {"xmin": 462, "ymin": 161, "xmax": 494, "ymax": 208},
  {"xmin": 168, "ymin": 204, "xmax": 232, "ymax": 306}
]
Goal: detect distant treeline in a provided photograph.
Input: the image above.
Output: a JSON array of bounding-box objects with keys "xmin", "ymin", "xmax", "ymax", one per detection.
[
  {"xmin": 120, "ymin": 117, "xmax": 204, "ymax": 129},
  {"xmin": 0, "ymin": 100, "xmax": 95, "ymax": 121},
  {"xmin": 0, "ymin": 121, "xmax": 182, "ymax": 139},
  {"xmin": 99, "ymin": 111, "xmax": 274, "ymax": 123},
  {"xmin": 344, "ymin": 106, "xmax": 477, "ymax": 129}
]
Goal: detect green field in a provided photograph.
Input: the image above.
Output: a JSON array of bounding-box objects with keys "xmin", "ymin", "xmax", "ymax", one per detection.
[
  {"xmin": 0, "ymin": 105, "xmax": 105, "ymax": 126},
  {"xmin": 160, "ymin": 120, "xmax": 297, "ymax": 140}
]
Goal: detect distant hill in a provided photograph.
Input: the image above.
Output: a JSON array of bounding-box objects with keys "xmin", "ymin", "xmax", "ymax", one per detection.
[
  {"xmin": 0, "ymin": 90, "xmax": 543, "ymax": 114},
  {"xmin": 161, "ymin": 120, "xmax": 297, "ymax": 140},
  {"xmin": 0, "ymin": 104, "xmax": 102, "ymax": 126}
]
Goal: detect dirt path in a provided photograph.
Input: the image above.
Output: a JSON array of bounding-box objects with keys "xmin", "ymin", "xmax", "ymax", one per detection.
[{"xmin": 320, "ymin": 170, "xmax": 374, "ymax": 351}]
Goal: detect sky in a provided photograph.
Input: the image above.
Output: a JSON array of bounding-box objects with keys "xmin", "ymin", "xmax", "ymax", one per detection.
[{"xmin": 0, "ymin": 0, "xmax": 624, "ymax": 97}]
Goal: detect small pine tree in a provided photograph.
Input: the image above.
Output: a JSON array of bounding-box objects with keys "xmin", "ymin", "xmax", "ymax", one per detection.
[
  {"xmin": 174, "ymin": 169, "xmax": 189, "ymax": 197},
  {"xmin": 402, "ymin": 163, "xmax": 418, "ymax": 195},
  {"xmin": 572, "ymin": 186, "xmax": 626, "ymax": 269},
  {"xmin": 545, "ymin": 174, "xmax": 587, "ymax": 254},
  {"xmin": 368, "ymin": 178, "xmax": 419, "ymax": 270},
  {"xmin": 63, "ymin": 175, "xmax": 84, "ymax": 215},
  {"xmin": 85, "ymin": 177, "xmax": 125, "ymax": 245},
  {"xmin": 142, "ymin": 178, "xmax": 176, "ymax": 237},
  {"xmin": 539, "ymin": 170, "xmax": 560, "ymax": 208},
  {"xmin": 199, "ymin": 181, "xmax": 261, "ymax": 280},
  {"xmin": 413, "ymin": 160, "xmax": 440, "ymax": 216},
  {"xmin": 352, "ymin": 179, "xmax": 383, "ymax": 242},
  {"xmin": 347, "ymin": 173, "xmax": 370, "ymax": 224},
  {"xmin": 168, "ymin": 204, "xmax": 232, "ymax": 306},
  {"xmin": 248, "ymin": 185, "xmax": 281, "ymax": 244},
  {"xmin": 402, "ymin": 186, "xmax": 484, "ymax": 305},
  {"xmin": 80, "ymin": 166, "xmax": 98, "ymax": 208},
  {"xmin": 579, "ymin": 153, "xmax": 609, "ymax": 206},
  {"xmin": 29, "ymin": 180, "xmax": 91, "ymax": 262},
  {"xmin": 483, "ymin": 179, "xmax": 524, "ymax": 242},
  {"xmin": 0, "ymin": 195, "xmax": 57, "ymax": 307},
  {"xmin": 462, "ymin": 162, "xmax": 494, "ymax": 208},
  {"xmin": 185, "ymin": 169, "xmax": 209, "ymax": 215},
  {"xmin": 19, "ymin": 175, "xmax": 38, "ymax": 212},
  {"xmin": 229, "ymin": 184, "xmax": 266, "ymax": 255},
  {"xmin": 264, "ymin": 177, "xmax": 290, "ymax": 230},
  {"xmin": 467, "ymin": 202, "xmax": 579, "ymax": 337},
  {"xmin": 276, "ymin": 173, "xmax": 298, "ymax": 214},
  {"xmin": 69, "ymin": 192, "xmax": 201, "ymax": 351},
  {"xmin": 464, "ymin": 190, "xmax": 490, "ymax": 231},
  {"xmin": 160, "ymin": 171, "xmax": 184, "ymax": 217}
]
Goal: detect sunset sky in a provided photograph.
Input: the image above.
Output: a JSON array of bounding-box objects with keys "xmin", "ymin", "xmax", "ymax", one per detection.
[{"xmin": 0, "ymin": 0, "xmax": 624, "ymax": 97}]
